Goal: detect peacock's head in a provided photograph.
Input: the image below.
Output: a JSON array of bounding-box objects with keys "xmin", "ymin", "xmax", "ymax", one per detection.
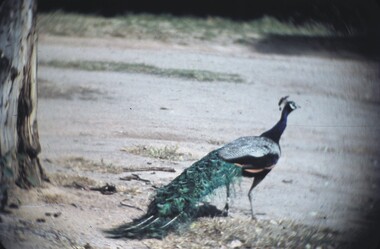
[{"xmin": 278, "ymin": 96, "xmax": 300, "ymax": 113}]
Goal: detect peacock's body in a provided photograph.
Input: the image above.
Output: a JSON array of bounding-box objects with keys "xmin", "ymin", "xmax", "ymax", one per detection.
[{"xmin": 108, "ymin": 96, "xmax": 299, "ymax": 239}]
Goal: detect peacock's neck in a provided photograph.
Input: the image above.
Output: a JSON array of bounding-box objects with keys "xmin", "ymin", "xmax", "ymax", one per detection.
[{"xmin": 260, "ymin": 109, "xmax": 289, "ymax": 143}]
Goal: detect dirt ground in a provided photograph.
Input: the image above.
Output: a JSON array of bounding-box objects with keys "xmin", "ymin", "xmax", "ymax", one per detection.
[{"xmin": 1, "ymin": 34, "xmax": 380, "ymax": 248}]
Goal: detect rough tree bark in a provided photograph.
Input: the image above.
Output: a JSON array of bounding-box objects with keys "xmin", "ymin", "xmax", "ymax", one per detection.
[{"xmin": 0, "ymin": 0, "xmax": 46, "ymax": 189}]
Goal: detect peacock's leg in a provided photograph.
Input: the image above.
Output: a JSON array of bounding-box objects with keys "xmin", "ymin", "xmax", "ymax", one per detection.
[
  {"xmin": 223, "ymin": 183, "xmax": 230, "ymax": 216},
  {"xmin": 247, "ymin": 172, "xmax": 267, "ymax": 219}
]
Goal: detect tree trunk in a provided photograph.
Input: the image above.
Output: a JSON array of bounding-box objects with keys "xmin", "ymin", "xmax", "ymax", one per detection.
[{"xmin": 0, "ymin": 0, "xmax": 46, "ymax": 188}]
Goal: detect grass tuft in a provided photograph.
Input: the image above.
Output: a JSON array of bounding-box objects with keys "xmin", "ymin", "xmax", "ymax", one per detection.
[
  {"xmin": 61, "ymin": 157, "xmax": 124, "ymax": 174},
  {"xmin": 38, "ymin": 12, "xmax": 337, "ymax": 44},
  {"xmin": 41, "ymin": 193, "xmax": 65, "ymax": 204},
  {"xmin": 39, "ymin": 60, "xmax": 244, "ymax": 83},
  {"xmin": 122, "ymin": 145, "xmax": 193, "ymax": 161}
]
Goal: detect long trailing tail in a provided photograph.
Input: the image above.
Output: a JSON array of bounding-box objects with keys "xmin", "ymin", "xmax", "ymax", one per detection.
[
  {"xmin": 106, "ymin": 149, "xmax": 242, "ymax": 239},
  {"xmin": 107, "ymin": 213, "xmax": 185, "ymax": 239}
]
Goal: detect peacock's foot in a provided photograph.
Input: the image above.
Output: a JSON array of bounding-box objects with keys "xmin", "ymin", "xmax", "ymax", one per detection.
[
  {"xmin": 222, "ymin": 210, "xmax": 228, "ymax": 217},
  {"xmin": 250, "ymin": 210, "xmax": 257, "ymax": 220},
  {"xmin": 222, "ymin": 204, "xmax": 229, "ymax": 217}
]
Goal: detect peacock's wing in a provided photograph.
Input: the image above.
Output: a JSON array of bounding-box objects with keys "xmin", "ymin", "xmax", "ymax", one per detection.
[{"xmin": 218, "ymin": 136, "xmax": 280, "ymax": 168}]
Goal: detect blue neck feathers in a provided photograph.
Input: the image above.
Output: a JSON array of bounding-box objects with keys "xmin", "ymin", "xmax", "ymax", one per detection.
[{"xmin": 260, "ymin": 107, "xmax": 290, "ymax": 144}]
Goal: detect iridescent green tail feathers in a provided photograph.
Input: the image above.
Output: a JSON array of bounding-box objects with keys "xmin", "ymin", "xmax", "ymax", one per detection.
[{"xmin": 106, "ymin": 150, "xmax": 242, "ymax": 239}]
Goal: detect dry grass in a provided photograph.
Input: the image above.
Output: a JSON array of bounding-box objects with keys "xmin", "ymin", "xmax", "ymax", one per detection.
[
  {"xmin": 316, "ymin": 144, "xmax": 380, "ymax": 156},
  {"xmin": 119, "ymin": 186, "xmax": 143, "ymax": 196},
  {"xmin": 122, "ymin": 145, "xmax": 194, "ymax": 161},
  {"xmin": 40, "ymin": 193, "xmax": 66, "ymax": 204},
  {"xmin": 39, "ymin": 60, "xmax": 245, "ymax": 83},
  {"xmin": 38, "ymin": 12, "xmax": 337, "ymax": 45},
  {"xmin": 38, "ymin": 78, "xmax": 103, "ymax": 100},
  {"xmin": 60, "ymin": 157, "xmax": 124, "ymax": 174},
  {"xmin": 207, "ymin": 139, "xmax": 225, "ymax": 146},
  {"xmin": 148, "ymin": 217, "xmax": 340, "ymax": 249},
  {"xmin": 48, "ymin": 173, "xmax": 98, "ymax": 188}
]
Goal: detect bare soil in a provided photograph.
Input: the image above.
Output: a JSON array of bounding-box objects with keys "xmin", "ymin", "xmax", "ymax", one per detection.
[{"xmin": 1, "ymin": 34, "xmax": 380, "ymax": 249}]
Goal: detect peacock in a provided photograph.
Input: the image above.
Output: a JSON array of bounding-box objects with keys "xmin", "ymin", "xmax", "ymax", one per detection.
[{"xmin": 107, "ymin": 96, "xmax": 300, "ymax": 239}]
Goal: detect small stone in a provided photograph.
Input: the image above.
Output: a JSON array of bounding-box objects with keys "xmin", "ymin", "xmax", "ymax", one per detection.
[
  {"xmin": 36, "ymin": 218, "xmax": 45, "ymax": 223},
  {"xmin": 270, "ymin": 219, "xmax": 278, "ymax": 225},
  {"xmin": 282, "ymin": 179, "xmax": 293, "ymax": 184},
  {"xmin": 305, "ymin": 244, "xmax": 311, "ymax": 249},
  {"xmin": 309, "ymin": 211, "xmax": 318, "ymax": 217},
  {"xmin": 229, "ymin": 239, "xmax": 243, "ymax": 248},
  {"xmin": 53, "ymin": 212, "xmax": 62, "ymax": 218},
  {"xmin": 9, "ymin": 203, "xmax": 19, "ymax": 209},
  {"xmin": 84, "ymin": 243, "xmax": 93, "ymax": 249},
  {"xmin": 255, "ymin": 227, "xmax": 263, "ymax": 234}
]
